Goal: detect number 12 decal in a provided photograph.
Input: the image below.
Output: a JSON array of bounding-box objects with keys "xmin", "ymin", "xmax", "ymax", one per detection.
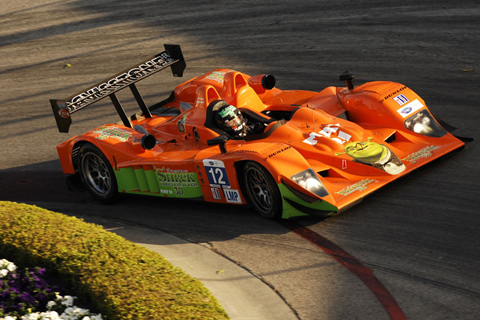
[{"xmin": 203, "ymin": 159, "xmax": 231, "ymax": 187}]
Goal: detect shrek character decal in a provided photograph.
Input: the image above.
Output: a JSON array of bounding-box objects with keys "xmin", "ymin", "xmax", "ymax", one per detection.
[{"xmin": 338, "ymin": 138, "xmax": 405, "ymax": 175}]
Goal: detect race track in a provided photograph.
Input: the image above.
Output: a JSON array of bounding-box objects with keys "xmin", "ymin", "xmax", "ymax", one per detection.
[{"xmin": 1, "ymin": 1, "xmax": 479, "ymax": 319}]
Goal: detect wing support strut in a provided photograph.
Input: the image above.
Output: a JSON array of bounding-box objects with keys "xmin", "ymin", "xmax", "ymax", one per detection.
[{"xmin": 109, "ymin": 93, "xmax": 132, "ymax": 128}]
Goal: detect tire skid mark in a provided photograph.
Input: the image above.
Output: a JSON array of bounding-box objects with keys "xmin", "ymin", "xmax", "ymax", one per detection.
[{"xmin": 279, "ymin": 220, "xmax": 407, "ymax": 320}]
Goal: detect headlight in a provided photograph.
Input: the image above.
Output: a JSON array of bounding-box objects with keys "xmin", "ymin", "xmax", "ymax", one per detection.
[
  {"xmin": 291, "ymin": 169, "xmax": 329, "ymax": 197},
  {"xmin": 404, "ymin": 110, "xmax": 446, "ymax": 138}
]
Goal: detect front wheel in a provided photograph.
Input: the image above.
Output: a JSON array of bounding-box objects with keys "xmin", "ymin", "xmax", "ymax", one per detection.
[
  {"xmin": 242, "ymin": 162, "xmax": 282, "ymax": 219},
  {"xmin": 77, "ymin": 144, "xmax": 118, "ymax": 203}
]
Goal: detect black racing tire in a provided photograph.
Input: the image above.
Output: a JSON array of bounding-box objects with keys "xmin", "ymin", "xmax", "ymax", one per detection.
[
  {"xmin": 242, "ymin": 162, "xmax": 282, "ymax": 219},
  {"xmin": 77, "ymin": 143, "xmax": 118, "ymax": 203}
]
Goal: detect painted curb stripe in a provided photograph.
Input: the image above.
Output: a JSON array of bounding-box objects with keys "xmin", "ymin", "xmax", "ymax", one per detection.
[{"xmin": 279, "ymin": 220, "xmax": 407, "ymax": 320}]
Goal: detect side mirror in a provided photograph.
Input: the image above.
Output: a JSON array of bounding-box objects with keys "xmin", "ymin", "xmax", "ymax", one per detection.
[{"xmin": 207, "ymin": 135, "xmax": 229, "ymax": 154}]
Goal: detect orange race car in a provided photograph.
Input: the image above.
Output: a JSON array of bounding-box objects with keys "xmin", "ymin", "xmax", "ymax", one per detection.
[{"xmin": 51, "ymin": 45, "xmax": 466, "ymax": 219}]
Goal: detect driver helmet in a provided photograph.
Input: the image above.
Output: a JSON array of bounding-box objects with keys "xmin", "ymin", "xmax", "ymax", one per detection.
[{"xmin": 215, "ymin": 104, "xmax": 247, "ymax": 137}]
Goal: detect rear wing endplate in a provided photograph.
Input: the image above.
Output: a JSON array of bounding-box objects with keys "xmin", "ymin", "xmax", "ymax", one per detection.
[{"xmin": 50, "ymin": 44, "xmax": 185, "ymax": 133}]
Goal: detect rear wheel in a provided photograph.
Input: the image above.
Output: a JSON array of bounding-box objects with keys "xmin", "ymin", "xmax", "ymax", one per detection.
[
  {"xmin": 243, "ymin": 162, "xmax": 282, "ymax": 219},
  {"xmin": 77, "ymin": 144, "xmax": 118, "ymax": 203}
]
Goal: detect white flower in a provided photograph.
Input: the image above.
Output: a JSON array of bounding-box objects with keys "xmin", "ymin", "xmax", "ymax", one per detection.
[
  {"xmin": 47, "ymin": 300, "xmax": 57, "ymax": 309},
  {"xmin": 0, "ymin": 269, "xmax": 8, "ymax": 278},
  {"xmin": 61, "ymin": 306, "xmax": 89, "ymax": 318},
  {"xmin": 0, "ymin": 258, "xmax": 16, "ymax": 278},
  {"xmin": 36, "ymin": 311, "xmax": 60, "ymax": 320},
  {"xmin": 2, "ymin": 316, "xmax": 18, "ymax": 320},
  {"xmin": 60, "ymin": 295, "xmax": 76, "ymax": 307}
]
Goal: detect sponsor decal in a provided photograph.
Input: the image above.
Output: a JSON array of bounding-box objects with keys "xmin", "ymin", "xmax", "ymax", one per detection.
[
  {"xmin": 266, "ymin": 146, "xmax": 291, "ymax": 159},
  {"xmin": 303, "ymin": 124, "xmax": 352, "ymax": 146},
  {"xmin": 67, "ymin": 52, "xmax": 175, "ymax": 112},
  {"xmin": 56, "ymin": 101, "xmax": 70, "ymax": 118},
  {"xmin": 155, "ymin": 167, "xmax": 200, "ymax": 188},
  {"xmin": 393, "ymin": 94, "xmax": 409, "ymax": 105},
  {"xmin": 380, "ymin": 86, "xmax": 407, "ymax": 103},
  {"xmin": 205, "ymin": 71, "xmax": 227, "ymax": 84},
  {"xmin": 397, "ymin": 99, "xmax": 423, "ymax": 118},
  {"xmin": 152, "ymin": 166, "xmax": 201, "ymax": 197},
  {"xmin": 402, "ymin": 145, "xmax": 440, "ymax": 163},
  {"xmin": 224, "ymin": 189, "xmax": 242, "ymax": 203},
  {"xmin": 94, "ymin": 125, "xmax": 132, "ymax": 142},
  {"xmin": 211, "ymin": 187, "xmax": 222, "ymax": 200},
  {"xmin": 336, "ymin": 179, "xmax": 377, "ymax": 196},
  {"xmin": 59, "ymin": 109, "xmax": 70, "ymax": 118},
  {"xmin": 203, "ymin": 159, "xmax": 231, "ymax": 188},
  {"xmin": 195, "ymin": 97, "xmax": 205, "ymax": 108},
  {"xmin": 177, "ymin": 113, "xmax": 187, "ymax": 133}
]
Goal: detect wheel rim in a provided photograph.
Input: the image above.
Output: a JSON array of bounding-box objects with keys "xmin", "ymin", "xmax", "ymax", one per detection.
[
  {"xmin": 245, "ymin": 166, "xmax": 273, "ymax": 214},
  {"xmin": 82, "ymin": 152, "xmax": 112, "ymax": 196}
]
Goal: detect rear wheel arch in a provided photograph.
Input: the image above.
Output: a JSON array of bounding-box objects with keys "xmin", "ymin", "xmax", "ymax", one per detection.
[
  {"xmin": 72, "ymin": 141, "xmax": 115, "ymax": 170},
  {"xmin": 71, "ymin": 141, "xmax": 88, "ymax": 171}
]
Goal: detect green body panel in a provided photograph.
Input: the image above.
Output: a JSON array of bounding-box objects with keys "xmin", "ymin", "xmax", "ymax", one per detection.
[
  {"xmin": 134, "ymin": 167, "xmax": 150, "ymax": 192},
  {"xmin": 113, "ymin": 166, "xmax": 337, "ymax": 218},
  {"xmin": 115, "ymin": 166, "xmax": 203, "ymax": 199},
  {"xmin": 278, "ymin": 184, "xmax": 338, "ymax": 219}
]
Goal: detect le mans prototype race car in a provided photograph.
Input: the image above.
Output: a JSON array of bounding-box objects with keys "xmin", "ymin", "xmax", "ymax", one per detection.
[{"xmin": 51, "ymin": 45, "xmax": 466, "ymax": 219}]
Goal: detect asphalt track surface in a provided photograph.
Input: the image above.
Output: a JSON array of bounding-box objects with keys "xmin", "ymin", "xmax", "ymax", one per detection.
[{"xmin": 1, "ymin": 1, "xmax": 479, "ymax": 319}]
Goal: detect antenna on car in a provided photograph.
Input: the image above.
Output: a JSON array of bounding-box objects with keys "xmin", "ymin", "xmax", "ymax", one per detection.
[
  {"xmin": 312, "ymin": 107, "xmax": 316, "ymax": 131},
  {"xmin": 339, "ymin": 71, "xmax": 355, "ymax": 90},
  {"xmin": 305, "ymin": 104, "xmax": 312, "ymax": 129}
]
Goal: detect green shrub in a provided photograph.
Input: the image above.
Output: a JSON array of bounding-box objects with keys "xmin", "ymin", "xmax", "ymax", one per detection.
[{"xmin": 0, "ymin": 201, "xmax": 228, "ymax": 320}]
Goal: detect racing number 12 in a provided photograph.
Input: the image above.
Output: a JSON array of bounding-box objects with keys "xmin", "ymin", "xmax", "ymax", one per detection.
[
  {"xmin": 208, "ymin": 167, "xmax": 225, "ymax": 185},
  {"xmin": 203, "ymin": 159, "xmax": 231, "ymax": 187}
]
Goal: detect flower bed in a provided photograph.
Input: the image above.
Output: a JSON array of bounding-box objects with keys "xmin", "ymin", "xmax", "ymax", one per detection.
[
  {"xmin": 1, "ymin": 258, "xmax": 103, "ymax": 320},
  {"xmin": 1, "ymin": 258, "xmax": 59, "ymax": 318}
]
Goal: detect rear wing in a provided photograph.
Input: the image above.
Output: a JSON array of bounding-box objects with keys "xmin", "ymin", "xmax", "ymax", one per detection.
[{"xmin": 50, "ymin": 44, "xmax": 185, "ymax": 133}]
